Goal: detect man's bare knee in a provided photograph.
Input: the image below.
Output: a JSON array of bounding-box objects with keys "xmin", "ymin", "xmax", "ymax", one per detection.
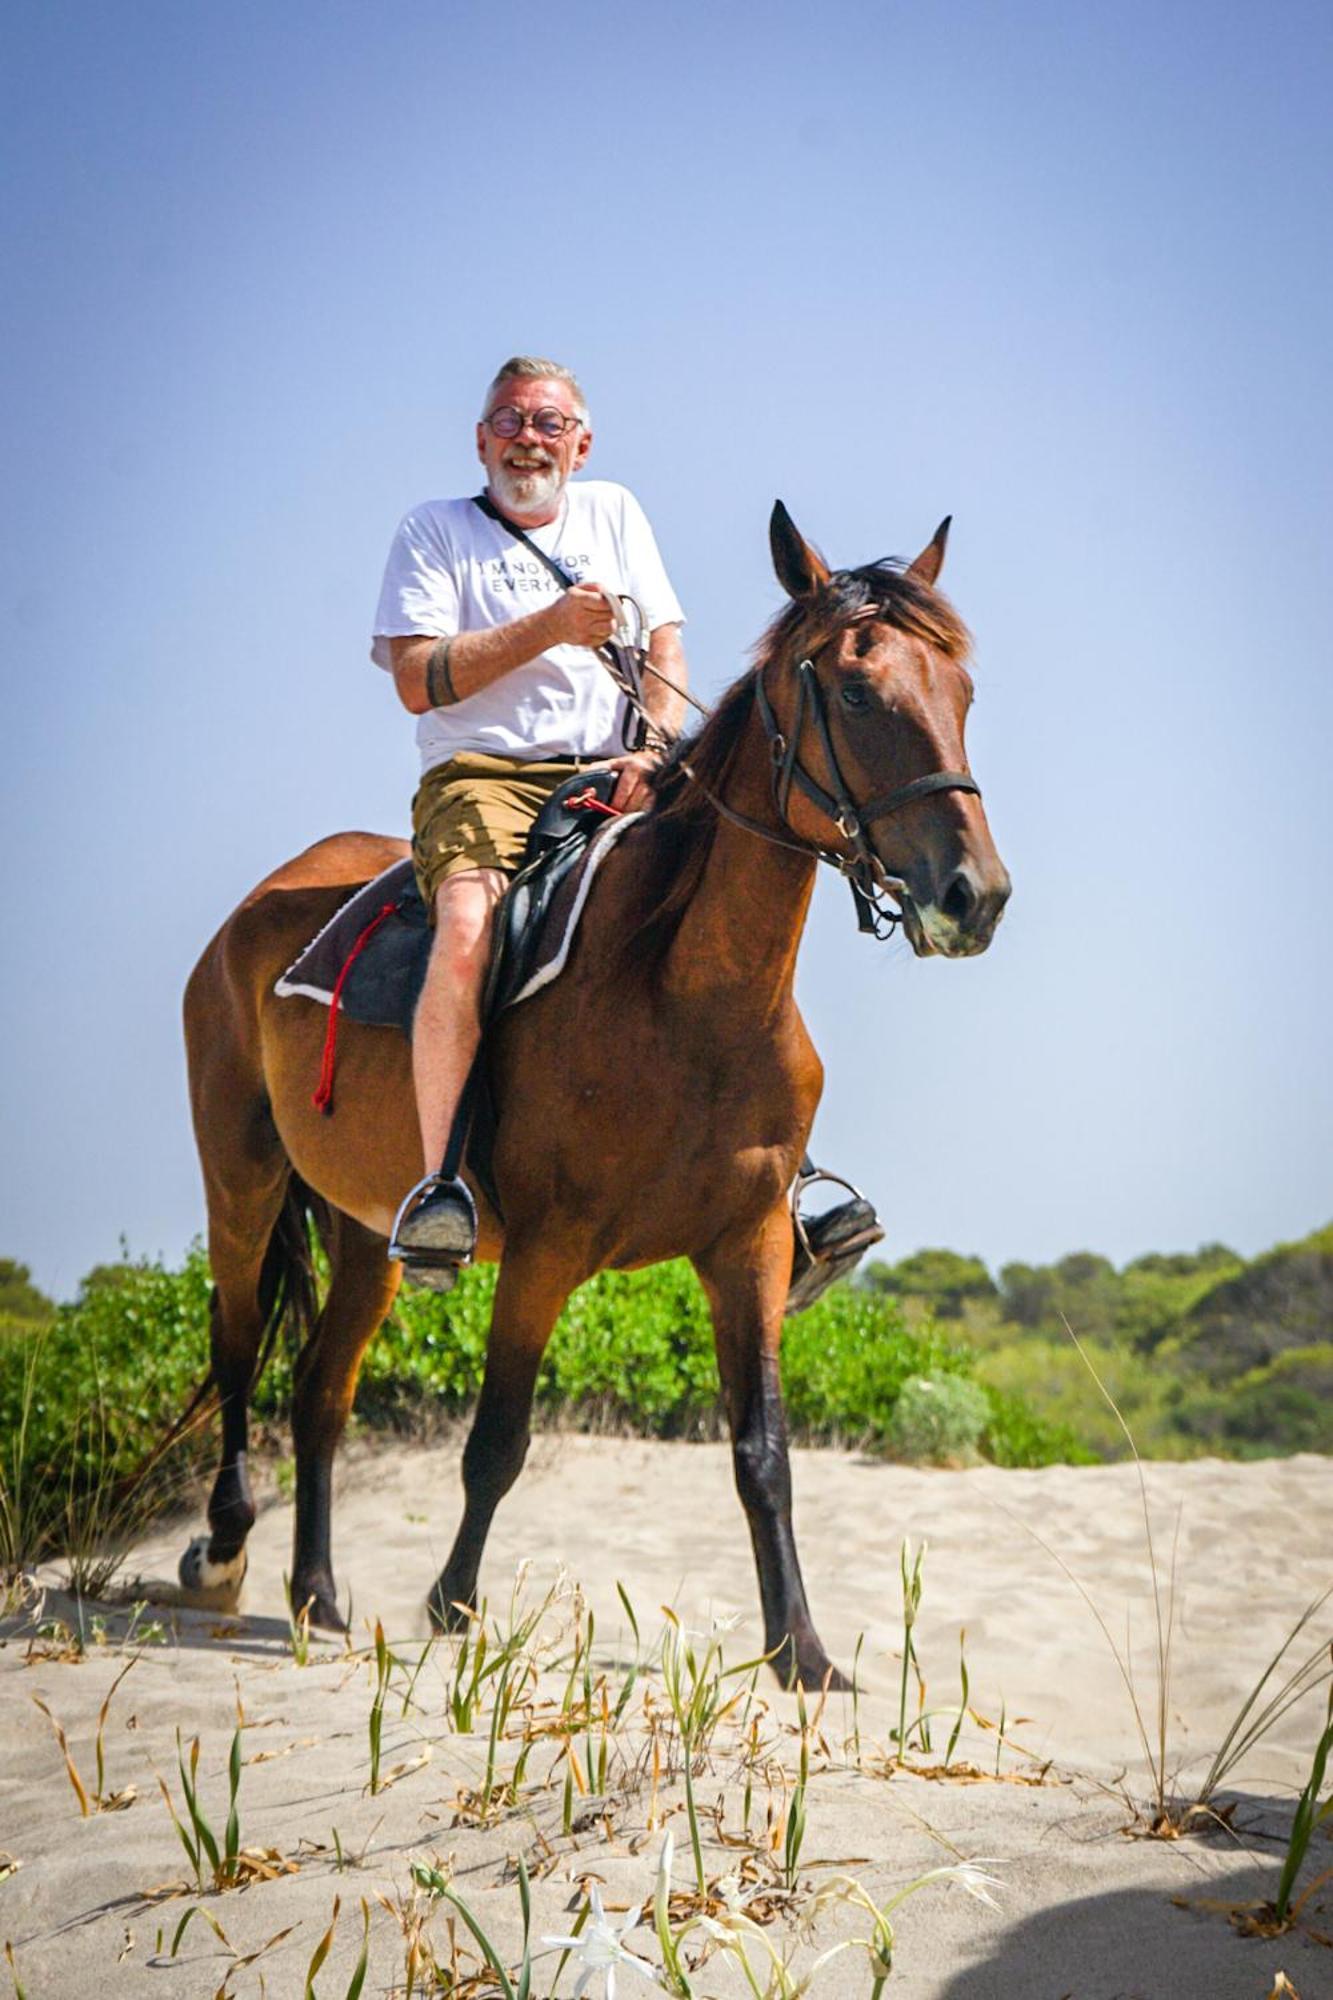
[{"xmin": 429, "ymin": 869, "xmax": 505, "ymax": 963}]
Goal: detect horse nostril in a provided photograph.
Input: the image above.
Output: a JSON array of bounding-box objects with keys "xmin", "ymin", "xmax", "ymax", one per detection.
[{"xmin": 941, "ymin": 870, "xmax": 977, "ymax": 925}]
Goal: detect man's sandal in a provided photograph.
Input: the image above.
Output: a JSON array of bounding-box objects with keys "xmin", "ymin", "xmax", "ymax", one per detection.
[{"xmin": 389, "ymin": 1173, "xmax": 478, "ymax": 1292}]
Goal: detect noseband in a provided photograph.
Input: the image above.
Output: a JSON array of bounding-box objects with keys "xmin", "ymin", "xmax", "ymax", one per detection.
[{"xmin": 686, "ymin": 653, "xmax": 981, "ymax": 938}]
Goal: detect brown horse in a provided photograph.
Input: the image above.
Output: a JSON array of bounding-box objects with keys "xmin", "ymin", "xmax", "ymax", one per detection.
[{"xmin": 179, "ymin": 504, "xmax": 1009, "ymax": 1688}]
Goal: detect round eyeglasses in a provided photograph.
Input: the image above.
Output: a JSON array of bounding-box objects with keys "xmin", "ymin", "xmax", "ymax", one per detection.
[{"xmin": 483, "ymin": 404, "xmax": 583, "ymax": 441}]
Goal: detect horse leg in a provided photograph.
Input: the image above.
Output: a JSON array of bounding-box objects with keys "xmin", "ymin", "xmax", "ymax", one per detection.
[
  {"xmin": 178, "ymin": 1165, "xmax": 291, "ymax": 1607},
  {"xmin": 289, "ymin": 1211, "xmax": 402, "ymax": 1631},
  {"xmin": 695, "ymin": 1214, "xmax": 847, "ymax": 1690},
  {"xmin": 427, "ymin": 1246, "xmax": 574, "ymax": 1629}
]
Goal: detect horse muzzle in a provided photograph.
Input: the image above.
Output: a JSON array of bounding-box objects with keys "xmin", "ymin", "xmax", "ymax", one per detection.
[{"xmin": 897, "ymin": 860, "xmax": 1011, "ymax": 958}]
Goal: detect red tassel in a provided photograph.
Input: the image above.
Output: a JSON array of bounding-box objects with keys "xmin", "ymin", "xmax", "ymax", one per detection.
[
  {"xmin": 312, "ymin": 900, "xmax": 400, "ymax": 1116},
  {"xmin": 565, "ymin": 787, "xmax": 622, "ymax": 818}
]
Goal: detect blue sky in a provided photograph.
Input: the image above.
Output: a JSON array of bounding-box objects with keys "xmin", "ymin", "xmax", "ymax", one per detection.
[{"xmin": 3, "ymin": 1, "xmax": 1330, "ymax": 1300}]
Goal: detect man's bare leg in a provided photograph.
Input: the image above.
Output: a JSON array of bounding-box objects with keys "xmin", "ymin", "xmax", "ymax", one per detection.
[{"xmin": 391, "ymin": 866, "xmax": 506, "ymax": 1283}]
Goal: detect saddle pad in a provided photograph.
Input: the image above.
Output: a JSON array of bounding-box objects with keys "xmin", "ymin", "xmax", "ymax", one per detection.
[{"xmin": 274, "ymin": 812, "xmax": 640, "ymax": 1040}]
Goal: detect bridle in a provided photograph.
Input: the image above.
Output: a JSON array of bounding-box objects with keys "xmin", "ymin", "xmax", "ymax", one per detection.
[{"xmin": 677, "ymin": 645, "xmax": 981, "ymax": 939}]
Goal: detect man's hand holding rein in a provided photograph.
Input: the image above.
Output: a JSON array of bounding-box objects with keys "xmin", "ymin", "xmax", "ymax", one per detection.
[{"xmin": 390, "ymin": 582, "xmax": 620, "ymax": 716}]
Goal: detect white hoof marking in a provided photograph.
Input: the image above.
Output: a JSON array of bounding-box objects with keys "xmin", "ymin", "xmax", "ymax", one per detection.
[{"xmin": 178, "ymin": 1534, "xmax": 248, "ymax": 1604}]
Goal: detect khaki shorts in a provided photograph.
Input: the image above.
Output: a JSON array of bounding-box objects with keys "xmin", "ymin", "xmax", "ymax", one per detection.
[{"xmin": 411, "ymin": 752, "xmax": 602, "ymax": 912}]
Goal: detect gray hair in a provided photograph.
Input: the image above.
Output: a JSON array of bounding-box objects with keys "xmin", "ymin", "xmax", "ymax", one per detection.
[{"xmin": 483, "ymin": 355, "xmax": 589, "ymax": 424}]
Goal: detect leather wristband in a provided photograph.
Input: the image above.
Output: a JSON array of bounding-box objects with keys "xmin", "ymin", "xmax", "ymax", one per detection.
[{"xmin": 426, "ymin": 637, "xmax": 457, "ymax": 708}]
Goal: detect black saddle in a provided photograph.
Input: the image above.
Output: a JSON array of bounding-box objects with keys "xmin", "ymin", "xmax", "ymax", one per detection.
[{"xmin": 281, "ymin": 767, "xmax": 623, "ymax": 1045}]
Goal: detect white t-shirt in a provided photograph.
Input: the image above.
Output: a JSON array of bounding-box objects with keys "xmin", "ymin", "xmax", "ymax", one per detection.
[{"xmin": 371, "ymin": 479, "xmax": 684, "ymax": 773}]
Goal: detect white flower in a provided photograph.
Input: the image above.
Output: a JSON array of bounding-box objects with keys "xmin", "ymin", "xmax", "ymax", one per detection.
[
  {"xmin": 543, "ymin": 1881, "xmax": 662, "ymax": 1998},
  {"xmin": 917, "ymin": 1861, "xmax": 1004, "ymax": 1912},
  {"xmin": 652, "ymin": 1829, "xmax": 675, "ymax": 1933}
]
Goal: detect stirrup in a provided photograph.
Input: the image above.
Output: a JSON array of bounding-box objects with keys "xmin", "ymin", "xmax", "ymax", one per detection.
[
  {"xmin": 786, "ymin": 1168, "xmax": 885, "ymax": 1317},
  {"xmin": 389, "ymin": 1172, "xmax": 478, "ymax": 1285}
]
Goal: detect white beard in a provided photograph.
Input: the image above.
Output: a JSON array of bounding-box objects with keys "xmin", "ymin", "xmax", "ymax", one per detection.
[{"xmin": 491, "ymin": 457, "xmax": 562, "ymax": 515}]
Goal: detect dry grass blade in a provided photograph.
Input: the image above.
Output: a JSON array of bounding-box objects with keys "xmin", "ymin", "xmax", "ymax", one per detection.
[
  {"xmin": 1194, "ymin": 1585, "xmax": 1333, "ymax": 1808},
  {"xmin": 373, "ymin": 1747, "xmax": 433, "ymax": 1794},
  {"xmin": 4, "ymin": 1939, "xmax": 28, "ymax": 2000},
  {"xmin": 169, "ymin": 1904, "xmax": 233, "ymax": 1958},
  {"xmin": 31, "ymin": 1694, "xmax": 92, "ymax": 1815},
  {"xmin": 1063, "ymin": 1315, "xmax": 1178, "ymax": 1818},
  {"xmin": 305, "ymin": 1895, "xmax": 340, "ymax": 1995},
  {"xmin": 992, "ymin": 1498, "xmax": 1162, "ymax": 1796}
]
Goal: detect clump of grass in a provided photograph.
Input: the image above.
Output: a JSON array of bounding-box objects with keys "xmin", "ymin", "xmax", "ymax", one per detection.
[
  {"xmin": 410, "ymin": 1856, "xmax": 533, "ymax": 2000},
  {"xmin": 782, "ymin": 1687, "xmax": 810, "ymax": 1890},
  {"xmin": 161, "ymin": 1726, "xmax": 244, "ymax": 1892},
  {"xmin": 647, "ymin": 1827, "xmax": 1002, "ymax": 2000},
  {"xmin": 367, "ymin": 1620, "xmax": 391, "ymax": 1795},
  {"xmin": 895, "ymin": 1538, "xmax": 929, "ymax": 1758},
  {"xmin": 158, "ymin": 1708, "xmax": 296, "ymax": 1895},
  {"xmin": 1016, "ymin": 1321, "xmax": 1333, "ymax": 1835},
  {"xmin": 1191, "ymin": 1588, "xmax": 1333, "ymax": 1819},
  {"xmin": 0, "ymin": 1329, "xmax": 183, "ymax": 1603},
  {"xmin": 660, "ymin": 1609, "xmax": 759, "ymax": 1893},
  {"xmin": 31, "ymin": 1656, "xmax": 136, "ymax": 1814},
  {"xmin": 1274, "ymin": 1667, "xmax": 1333, "ymax": 1926}
]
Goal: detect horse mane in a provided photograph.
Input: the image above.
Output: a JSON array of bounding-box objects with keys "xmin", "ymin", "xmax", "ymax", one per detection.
[{"xmin": 621, "ymin": 558, "xmax": 971, "ymax": 971}]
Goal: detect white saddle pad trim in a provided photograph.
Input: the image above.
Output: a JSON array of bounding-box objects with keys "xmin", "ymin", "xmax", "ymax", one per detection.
[
  {"xmin": 507, "ymin": 809, "xmax": 641, "ymax": 1007},
  {"xmin": 273, "ymin": 858, "xmax": 411, "ymax": 1007},
  {"xmin": 272, "ymin": 811, "xmax": 641, "ymax": 1012}
]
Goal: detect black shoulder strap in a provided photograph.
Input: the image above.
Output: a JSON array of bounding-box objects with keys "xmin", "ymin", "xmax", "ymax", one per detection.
[
  {"xmin": 472, "ymin": 492, "xmax": 577, "ymax": 591},
  {"xmin": 471, "ymin": 491, "xmax": 650, "ymax": 754}
]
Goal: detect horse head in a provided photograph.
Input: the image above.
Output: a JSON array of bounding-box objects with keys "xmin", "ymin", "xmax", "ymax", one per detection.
[{"xmin": 765, "ymin": 501, "xmax": 1011, "ymax": 957}]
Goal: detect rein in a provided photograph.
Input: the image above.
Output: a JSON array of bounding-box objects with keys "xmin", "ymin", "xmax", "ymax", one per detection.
[{"xmin": 678, "ymin": 653, "xmax": 980, "ymax": 939}]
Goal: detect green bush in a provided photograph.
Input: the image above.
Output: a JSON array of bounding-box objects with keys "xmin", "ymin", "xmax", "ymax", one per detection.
[
  {"xmin": 0, "ymin": 1244, "xmax": 1080, "ymax": 1548},
  {"xmin": 884, "ymin": 1373, "xmax": 992, "ymax": 1462},
  {"xmin": 1169, "ymin": 1344, "xmax": 1333, "ymax": 1457}
]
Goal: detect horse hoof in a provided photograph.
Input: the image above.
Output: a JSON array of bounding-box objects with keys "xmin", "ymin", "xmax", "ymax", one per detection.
[
  {"xmin": 178, "ymin": 1534, "xmax": 248, "ymax": 1610},
  {"xmin": 426, "ymin": 1584, "xmax": 474, "ymax": 1635},
  {"xmin": 789, "ymin": 1661, "xmax": 852, "ymax": 1694},
  {"xmin": 289, "ymin": 1578, "xmax": 347, "ymax": 1634},
  {"xmin": 774, "ymin": 1638, "xmax": 852, "ymax": 1694}
]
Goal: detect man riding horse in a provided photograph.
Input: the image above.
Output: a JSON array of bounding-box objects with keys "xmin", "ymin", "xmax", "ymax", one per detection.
[{"xmin": 377, "ymin": 354, "xmax": 881, "ymax": 1299}]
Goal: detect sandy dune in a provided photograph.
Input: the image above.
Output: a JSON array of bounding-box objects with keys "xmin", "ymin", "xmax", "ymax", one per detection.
[{"xmin": 3, "ymin": 1439, "xmax": 1330, "ymax": 1996}]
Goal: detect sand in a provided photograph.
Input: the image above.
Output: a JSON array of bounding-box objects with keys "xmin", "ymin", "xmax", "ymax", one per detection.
[{"xmin": 3, "ymin": 1439, "xmax": 1330, "ymax": 1997}]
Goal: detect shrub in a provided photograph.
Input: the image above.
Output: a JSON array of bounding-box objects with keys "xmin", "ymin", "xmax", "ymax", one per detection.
[
  {"xmin": 0, "ymin": 1242, "xmax": 1087, "ymax": 1569},
  {"xmin": 884, "ymin": 1374, "xmax": 992, "ymax": 1462}
]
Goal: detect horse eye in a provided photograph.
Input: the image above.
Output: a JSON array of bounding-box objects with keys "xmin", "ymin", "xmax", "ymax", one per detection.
[{"xmin": 841, "ymin": 681, "xmax": 871, "ymax": 712}]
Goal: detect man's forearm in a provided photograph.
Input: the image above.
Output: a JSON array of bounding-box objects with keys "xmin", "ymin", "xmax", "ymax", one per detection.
[{"xmin": 391, "ymin": 606, "xmax": 562, "ymax": 716}]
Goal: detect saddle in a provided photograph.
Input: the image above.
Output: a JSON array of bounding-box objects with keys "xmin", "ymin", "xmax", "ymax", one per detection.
[
  {"xmin": 276, "ymin": 769, "xmax": 635, "ymax": 1046},
  {"xmin": 276, "ymin": 770, "xmax": 638, "ymax": 1210}
]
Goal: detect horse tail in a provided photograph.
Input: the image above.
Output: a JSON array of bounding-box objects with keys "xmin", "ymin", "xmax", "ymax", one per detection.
[
  {"xmin": 117, "ymin": 1171, "xmax": 328, "ymax": 1501},
  {"xmin": 255, "ymin": 1170, "xmax": 326, "ymax": 1376}
]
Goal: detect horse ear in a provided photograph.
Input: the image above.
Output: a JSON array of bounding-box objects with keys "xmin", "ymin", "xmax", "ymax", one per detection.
[
  {"xmin": 770, "ymin": 500, "xmax": 831, "ymax": 599},
  {"xmin": 907, "ymin": 516, "xmax": 952, "ymax": 586}
]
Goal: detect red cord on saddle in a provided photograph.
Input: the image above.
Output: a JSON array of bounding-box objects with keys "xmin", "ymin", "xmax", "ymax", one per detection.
[
  {"xmin": 566, "ymin": 787, "xmax": 622, "ymax": 818},
  {"xmin": 312, "ymin": 900, "xmax": 400, "ymax": 1116}
]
